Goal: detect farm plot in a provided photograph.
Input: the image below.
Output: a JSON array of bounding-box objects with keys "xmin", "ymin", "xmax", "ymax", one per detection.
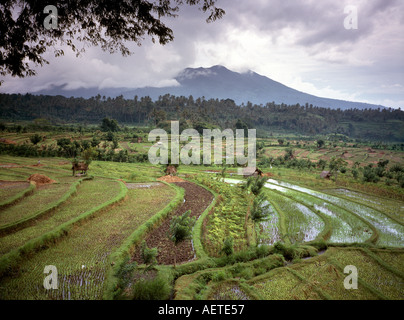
[
  {"xmin": 256, "ymin": 202, "xmax": 282, "ymax": 246},
  {"xmin": 369, "ymin": 249, "xmax": 404, "ymax": 273},
  {"xmin": 266, "ymin": 179, "xmax": 404, "ymax": 247},
  {"xmin": 0, "ymin": 182, "xmax": 71, "ymax": 227},
  {"xmin": 285, "ymin": 259, "xmax": 380, "ymax": 300},
  {"xmin": 0, "ymin": 181, "xmax": 31, "ymax": 204},
  {"xmin": 197, "ymin": 178, "xmax": 250, "ymax": 257},
  {"xmin": 0, "ymin": 183, "xmax": 176, "ymax": 300},
  {"xmin": 328, "ymin": 248, "xmax": 404, "ymax": 299},
  {"xmin": 244, "ymin": 247, "xmax": 404, "ymax": 300},
  {"xmin": 266, "ymin": 183, "xmax": 372, "ymax": 243},
  {"xmin": 265, "ymin": 183, "xmax": 373, "ymax": 243},
  {"xmin": 251, "ymin": 268, "xmax": 309, "ymax": 300},
  {"xmin": 326, "ymin": 188, "xmax": 404, "ymax": 225},
  {"xmin": 0, "ymin": 178, "xmax": 121, "ymax": 255},
  {"xmin": 208, "ymin": 281, "xmax": 252, "ymax": 300},
  {"xmin": 265, "ymin": 183, "xmax": 372, "ymax": 243},
  {"xmin": 131, "ymin": 181, "xmax": 214, "ymax": 265},
  {"xmin": 224, "ymin": 178, "xmax": 371, "ymax": 244},
  {"xmin": 263, "ymin": 190, "xmax": 324, "ymax": 244}
]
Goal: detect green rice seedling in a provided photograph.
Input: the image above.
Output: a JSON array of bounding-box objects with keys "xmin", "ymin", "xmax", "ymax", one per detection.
[
  {"xmin": 0, "ymin": 182, "xmax": 72, "ymax": 227},
  {"xmin": 251, "ymin": 268, "xmax": 305, "ymax": 300},
  {"xmin": 208, "ymin": 281, "xmax": 251, "ymax": 300},
  {"xmin": 0, "ymin": 181, "xmax": 35, "ymax": 209},
  {"xmin": 264, "ymin": 190, "xmax": 324, "ymax": 244},
  {"xmin": 0, "ymin": 183, "xmax": 175, "ymax": 299},
  {"xmin": 329, "ymin": 248, "xmax": 403, "ymax": 299},
  {"xmin": 264, "ymin": 181, "xmax": 374, "ymax": 244},
  {"xmin": 326, "ymin": 188, "xmax": 404, "ymax": 225},
  {"xmin": 0, "ymin": 178, "xmax": 120, "ymax": 256},
  {"xmin": 267, "ymin": 179, "xmax": 404, "ymax": 247}
]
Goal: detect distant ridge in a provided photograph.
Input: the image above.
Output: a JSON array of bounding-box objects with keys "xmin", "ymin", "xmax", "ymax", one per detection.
[{"xmin": 34, "ymin": 65, "xmax": 386, "ymax": 110}]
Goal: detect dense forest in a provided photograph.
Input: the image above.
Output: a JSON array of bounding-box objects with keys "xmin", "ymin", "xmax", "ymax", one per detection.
[{"xmin": 1, "ymin": 93, "xmax": 403, "ymax": 142}]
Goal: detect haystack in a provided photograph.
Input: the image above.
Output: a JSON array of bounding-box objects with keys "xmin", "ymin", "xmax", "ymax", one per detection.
[
  {"xmin": 27, "ymin": 174, "xmax": 56, "ymax": 186},
  {"xmin": 157, "ymin": 175, "xmax": 185, "ymax": 183}
]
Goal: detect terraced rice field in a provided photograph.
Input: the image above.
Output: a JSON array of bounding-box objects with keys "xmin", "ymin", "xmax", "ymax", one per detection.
[
  {"xmin": 265, "ymin": 179, "xmax": 404, "ymax": 247},
  {"xmin": 0, "ymin": 155, "xmax": 403, "ymax": 300},
  {"xmin": 205, "ymin": 247, "xmax": 403, "ymax": 300},
  {"xmin": 0, "ymin": 183, "xmax": 176, "ymax": 299},
  {"xmin": 263, "ymin": 190, "xmax": 325, "ymax": 244}
]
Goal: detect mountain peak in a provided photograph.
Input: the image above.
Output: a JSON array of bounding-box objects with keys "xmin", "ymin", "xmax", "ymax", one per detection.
[
  {"xmin": 175, "ymin": 65, "xmax": 231, "ymax": 83},
  {"xmin": 32, "ymin": 65, "xmax": 386, "ymax": 110}
]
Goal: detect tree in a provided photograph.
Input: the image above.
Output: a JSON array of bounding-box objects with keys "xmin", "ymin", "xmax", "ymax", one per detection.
[
  {"xmin": 81, "ymin": 147, "xmax": 97, "ymax": 165},
  {"xmin": 169, "ymin": 210, "xmax": 195, "ymax": 267},
  {"xmin": 250, "ymin": 192, "xmax": 271, "ymax": 246},
  {"xmin": 0, "ymin": 1, "xmax": 224, "ymax": 79},
  {"xmin": 316, "ymin": 139, "xmax": 325, "ymax": 149},
  {"xmin": 29, "ymin": 133, "xmax": 42, "ymax": 145},
  {"xmin": 149, "ymin": 108, "xmax": 166, "ymax": 126},
  {"xmin": 317, "ymin": 159, "xmax": 327, "ymax": 170},
  {"xmin": 329, "ymin": 156, "xmax": 347, "ymax": 181},
  {"xmin": 101, "ymin": 118, "xmax": 119, "ymax": 132},
  {"xmin": 284, "ymin": 148, "xmax": 294, "ymax": 161},
  {"xmin": 243, "ymin": 176, "xmax": 267, "ymax": 196},
  {"xmin": 250, "ymin": 193, "xmax": 271, "ymax": 222},
  {"xmin": 235, "ymin": 119, "xmax": 248, "ymax": 136}
]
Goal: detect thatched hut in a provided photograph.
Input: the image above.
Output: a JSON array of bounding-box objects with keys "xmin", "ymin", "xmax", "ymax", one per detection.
[
  {"xmin": 242, "ymin": 167, "xmax": 263, "ymax": 178},
  {"xmin": 72, "ymin": 162, "xmax": 88, "ymax": 176},
  {"xmin": 320, "ymin": 171, "xmax": 331, "ymax": 179},
  {"xmin": 165, "ymin": 165, "xmax": 177, "ymax": 176}
]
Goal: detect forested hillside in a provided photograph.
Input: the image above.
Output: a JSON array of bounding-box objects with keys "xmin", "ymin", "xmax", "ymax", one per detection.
[{"xmin": 1, "ymin": 93, "xmax": 403, "ymax": 141}]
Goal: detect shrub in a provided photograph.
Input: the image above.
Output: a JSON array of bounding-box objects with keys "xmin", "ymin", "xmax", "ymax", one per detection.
[
  {"xmin": 212, "ymin": 270, "xmax": 227, "ymax": 282},
  {"xmin": 239, "ymin": 268, "xmax": 254, "ymax": 280},
  {"xmin": 140, "ymin": 240, "xmax": 158, "ymax": 268},
  {"xmin": 255, "ymin": 245, "xmax": 270, "ymax": 258},
  {"xmin": 363, "ymin": 166, "xmax": 380, "ymax": 183},
  {"xmin": 390, "ymin": 164, "xmax": 403, "ymax": 173},
  {"xmin": 29, "ymin": 134, "xmax": 42, "ymax": 145},
  {"xmin": 131, "ymin": 275, "xmax": 171, "ymax": 300},
  {"xmin": 272, "ymin": 242, "xmax": 295, "ymax": 260},
  {"xmin": 351, "ymin": 168, "xmax": 359, "ymax": 179},
  {"xmin": 221, "ymin": 237, "xmax": 234, "ymax": 256}
]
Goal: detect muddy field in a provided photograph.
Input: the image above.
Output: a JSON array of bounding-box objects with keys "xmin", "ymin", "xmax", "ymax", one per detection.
[{"xmin": 131, "ymin": 181, "xmax": 214, "ymax": 265}]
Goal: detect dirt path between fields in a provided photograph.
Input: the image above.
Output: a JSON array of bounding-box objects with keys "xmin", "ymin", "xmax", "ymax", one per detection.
[{"xmin": 131, "ymin": 181, "xmax": 214, "ymax": 265}]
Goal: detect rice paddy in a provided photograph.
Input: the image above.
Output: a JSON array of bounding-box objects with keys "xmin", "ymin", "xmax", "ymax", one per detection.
[{"xmin": 0, "ymin": 154, "xmax": 403, "ymax": 300}]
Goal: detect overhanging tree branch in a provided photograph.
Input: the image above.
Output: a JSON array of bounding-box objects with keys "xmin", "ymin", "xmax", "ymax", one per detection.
[{"xmin": 0, "ymin": 0, "xmax": 225, "ymax": 79}]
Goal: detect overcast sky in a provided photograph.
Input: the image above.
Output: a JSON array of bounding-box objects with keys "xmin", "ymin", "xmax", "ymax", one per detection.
[{"xmin": 1, "ymin": 0, "xmax": 403, "ymax": 109}]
